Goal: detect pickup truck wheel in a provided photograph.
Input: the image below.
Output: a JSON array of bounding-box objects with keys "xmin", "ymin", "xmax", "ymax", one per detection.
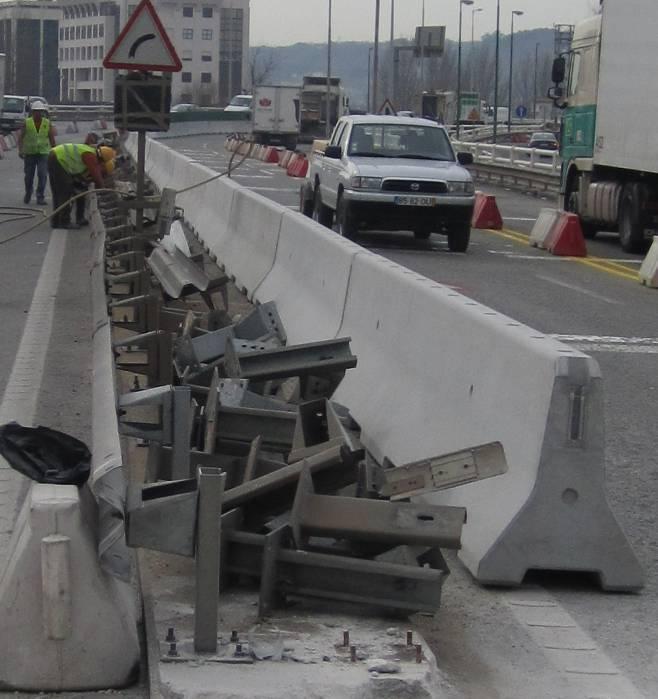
[
  {"xmin": 619, "ymin": 186, "xmax": 646, "ymax": 253},
  {"xmin": 300, "ymin": 185, "xmax": 314, "ymax": 217},
  {"xmin": 313, "ymin": 188, "xmax": 333, "ymax": 228},
  {"xmin": 336, "ymin": 195, "xmax": 358, "ymax": 240},
  {"xmin": 413, "ymin": 225, "xmax": 432, "ymax": 240},
  {"xmin": 447, "ymin": 222, "xmax": 471, "ymax": 252}
]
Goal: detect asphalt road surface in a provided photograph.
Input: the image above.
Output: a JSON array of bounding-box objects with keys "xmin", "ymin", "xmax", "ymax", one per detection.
[{"xmin": 163, "ymin": 134, "xmax": 658, "ymax": 699}]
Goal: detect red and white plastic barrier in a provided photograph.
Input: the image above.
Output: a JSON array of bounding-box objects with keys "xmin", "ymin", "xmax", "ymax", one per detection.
[
  {"xmin": 287, "ymin": 154, "xmax": 309, "ymax": 178},
  {"xmin": 530, "ymin": 208, "xmax": 587, "ymax": 257},
  {"xmin": 471, "ymin": 192, "xmax": 503, "ymax": 230},
  {"xmin": 639, "ymin": 236, "xmax": 658, "ymax": 288}
]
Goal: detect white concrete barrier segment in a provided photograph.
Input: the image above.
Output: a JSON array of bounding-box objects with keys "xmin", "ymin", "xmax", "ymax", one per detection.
[
  {"xmin": 639, "ymin": 235, "xmax": 658, "ymax": 287},
  {"xmin": 136, "ymin": 138, "xmax": 643, "ymax": 590},
  {"xmin": 529, "ymin": 207, "xmax": 560, "ymax": 248},
  {"xmin": 221, "ymin": 186, "xmax": 283, "ymax": 296},
  {"xmin": 332, "ymin": 253, "xmax": 644, "ymax": 591},
  {"xmin": 254, "ymin": 210, "xmax": 366, "ymax": 343},
  {"xmin": 0, "ymin": 485, "xmax": 139, "ymax": 690}
]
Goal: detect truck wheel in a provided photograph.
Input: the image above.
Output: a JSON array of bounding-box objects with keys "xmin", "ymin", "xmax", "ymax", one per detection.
[
  {"xmin": 413, "ymin": 225, "xmax": 432, "ymax": 240},
  {"xmin": 313, "ymin": 187, "xmax": 333, "ymax": 228},
  {"xmin": 447, "ymin": 222, "xmax": 471, "ymax": 252},
  {"xmin": 619, "ymin": 186, "xmax": 646, "ymax": 253},
  {"xmin": 336, "ymin": 195, "xmax": 357, "ymax": 240},
  {"xmin": 565, "ymin": 178, "xmax": 599, "ymax": 239},
  {"xmin": 300, "ymin": 184, "xmax": 314, "ymax": 217}
]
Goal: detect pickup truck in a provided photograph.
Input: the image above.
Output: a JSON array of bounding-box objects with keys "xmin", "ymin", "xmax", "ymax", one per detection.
[{"xmin": 301, "ymin": 115, "xmax": 475, "ymax": 251}]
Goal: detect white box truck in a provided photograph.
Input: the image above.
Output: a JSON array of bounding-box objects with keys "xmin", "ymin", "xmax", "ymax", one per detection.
[
  {"xmin": 549, "ymin": 0, "xmax": 658, "ymax": 251},
  {"xmin": 252, "ymin": 85, "xmax": 301, "ymax": 151}
]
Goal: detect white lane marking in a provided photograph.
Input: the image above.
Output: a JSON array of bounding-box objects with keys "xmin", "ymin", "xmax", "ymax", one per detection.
[
  {"xmin": 552, "ymin": 334, "xmax": 658, "ymax": 354},
  {"xmin": 248, "ymin": 186, "xmax": 297, "ymax": 193},
  {"xmin": 504, "ymin": 588, "xmax": 646, "ymax": 699},
  {"xmin": 504, "ymin": 217, "xmax": 538, "ymax": 222},
  {"xmin": 233, "ymin": 174, "xmax": 274, "ymax": 179},
  {"xmin": 536, "ymin": 274, "xmax": 623, "ymax": 305},
  {"xmin": 0, "ymin": 230, "xmax": 68, "ymax": 560}
]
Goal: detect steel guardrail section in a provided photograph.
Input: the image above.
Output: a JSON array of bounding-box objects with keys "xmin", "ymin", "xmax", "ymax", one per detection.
[
  {"xmin": 146, "ymin": 243, "xmax": 211, "ymax": 299},
  {"xmin": 289, "ymin": 463, "xmax": 466, "ymax": 549}
]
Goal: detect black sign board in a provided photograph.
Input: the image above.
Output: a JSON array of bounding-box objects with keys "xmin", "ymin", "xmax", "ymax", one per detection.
[{"xmin": 114, "ymin": 72, "xmax": 172, "ymax": 132}]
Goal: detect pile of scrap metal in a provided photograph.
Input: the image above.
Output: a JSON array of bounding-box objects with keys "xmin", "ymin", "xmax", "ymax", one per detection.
[{"xmin": 96, "ymin": 180, "xmax": 508, "ymax": 655}]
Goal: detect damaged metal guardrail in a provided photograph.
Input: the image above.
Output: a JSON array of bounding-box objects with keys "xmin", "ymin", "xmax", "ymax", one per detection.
[{"xmin": 96, "ymin": 157, "xmax": 509, "ymax": 656}]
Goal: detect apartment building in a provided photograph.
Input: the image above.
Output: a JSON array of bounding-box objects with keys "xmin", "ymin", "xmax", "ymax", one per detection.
[
  {"xmin": 127, "ymin": 0, "xmax": 249, "ymax": 106},
  {"xmin": 0, "ymin": 0, "xmax": 60, "ymax": 102},
  {"xmin": 57, "ymin": 0, "xmax": 248, "ymax": 105},
  {"xmin": 57, "ymin": 0, "xmax": 119, "ymax": 103}
]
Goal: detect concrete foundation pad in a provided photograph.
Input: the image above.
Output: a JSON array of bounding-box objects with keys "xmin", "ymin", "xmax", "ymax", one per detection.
[{"xmin": 140, "ymin": 550, "xmax": 452, "ymax": 699}]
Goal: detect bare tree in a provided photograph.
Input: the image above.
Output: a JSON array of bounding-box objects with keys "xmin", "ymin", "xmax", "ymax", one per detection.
[{"xmin": 250, "ymin": 48, "xmax": 278, "ymax": 88}]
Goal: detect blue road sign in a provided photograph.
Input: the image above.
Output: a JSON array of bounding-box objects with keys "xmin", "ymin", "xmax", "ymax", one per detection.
[{"xmin": 515, "ymin": 105, "xmax": 528, "ymax": 118}]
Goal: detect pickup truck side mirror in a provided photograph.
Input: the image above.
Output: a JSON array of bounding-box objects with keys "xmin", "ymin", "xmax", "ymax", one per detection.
[
  {"xmin": 324, "ymin": 145, "xmax": 342, "ymax": 159},
  {"xmin": 457, "ymin": 152, "xmax": 474, "ymax": 166}
]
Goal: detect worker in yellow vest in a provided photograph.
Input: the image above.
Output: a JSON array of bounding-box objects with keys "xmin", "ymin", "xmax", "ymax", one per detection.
[
  {"xmin": 47, "ymin": 143, "xmax": 115, "ymax": 229},
  {"xmin": 17, "ymin": 101, "xmax": 56, "ymax": 206}
]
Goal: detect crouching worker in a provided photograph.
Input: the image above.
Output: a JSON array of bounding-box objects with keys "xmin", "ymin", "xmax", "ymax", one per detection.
[{"xmin": 47, "ymin": 143, "xmax": 115, "ymax": 229}]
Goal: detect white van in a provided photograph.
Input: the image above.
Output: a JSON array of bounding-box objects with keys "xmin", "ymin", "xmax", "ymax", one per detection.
[{"xmin": 0, "ymin": 95, "xmax": 49, "ymax": 132}]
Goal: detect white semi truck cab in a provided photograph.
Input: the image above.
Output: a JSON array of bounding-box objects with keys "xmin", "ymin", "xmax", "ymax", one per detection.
[{"xmin": 549, "ymin": 0, "xmax": 658, "ymax": 252}]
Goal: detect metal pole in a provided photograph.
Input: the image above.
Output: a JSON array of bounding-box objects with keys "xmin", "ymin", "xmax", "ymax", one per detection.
[
  {"xmin": 326, "ymin": 0, "xmax": 332, "ymax": 138},
  {"xmin": 372, "ymin": 0, "xmax": 380, "ymax": 113},
  {"xmin": 194, "ymin": 467, "xmax": 226, "ymax": 653},
  {"xmin": 136, "ymin": 130, "xmax": 146, "ymax": 235},
  {"xmin": 457, "ymin": 3, "xmax": 464, "ymax": 140},
  {"xmin": 420, "ymin": 0, "xmax": 425, "ymax": 94},
  {"xmin": 390, "ymin": 0, "xmax": 395, "ymax": 104},
  {"xmin": 508, "ymin": 13, "xmax": 515, "ymax": 134},
  {"xmin": 367, "ymin": 47, "xmax": 372, "ymax": 112},
  {"xmin": 534, "ymin": 42, "xmax": 539, "ymax": 119},
  {"xmin": 493, "ymin": 0, "xmax": 500, "ymax": 143}
]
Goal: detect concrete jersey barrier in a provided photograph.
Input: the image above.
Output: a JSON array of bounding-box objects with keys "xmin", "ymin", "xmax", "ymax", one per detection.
[{"xmin": 135, "ymin": 136, "xmax": 644, "ymax": 591}]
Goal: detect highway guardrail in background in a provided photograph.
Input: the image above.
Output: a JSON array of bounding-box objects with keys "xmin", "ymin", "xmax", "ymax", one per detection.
[{"xmin": 126, "ymin": 134, "xmax": 644, "ymax": 591}]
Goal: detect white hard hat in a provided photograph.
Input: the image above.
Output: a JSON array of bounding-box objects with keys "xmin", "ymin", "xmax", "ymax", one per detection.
[{"xmin": 30, "ymin": 100, "xmax": 47, "ymax": 111}]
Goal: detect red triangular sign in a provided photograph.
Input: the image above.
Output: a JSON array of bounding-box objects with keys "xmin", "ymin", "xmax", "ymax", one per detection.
[{"xmin": 103, "ymin": 0, "xmax": 181, "ymax": 72}]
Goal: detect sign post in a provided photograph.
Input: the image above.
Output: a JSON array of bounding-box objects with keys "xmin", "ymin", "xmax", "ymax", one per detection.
[{"xmin": 103, "ymin": 0, "xmax": 181, "ymax": 234}]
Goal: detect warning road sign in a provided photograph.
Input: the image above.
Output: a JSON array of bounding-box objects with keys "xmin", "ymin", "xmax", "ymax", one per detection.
[
  {"xmin": 378, "ymin": 98, "xmax": 397, "ymax": 116},
  {"xmin": 103, "ymin": 0, "xmax": 181, "ymax": 72}
]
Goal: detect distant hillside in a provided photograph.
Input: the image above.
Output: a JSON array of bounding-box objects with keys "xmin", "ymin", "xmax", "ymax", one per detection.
[{"xmin": 251, "ymin": 28, "xmax": 556, "ymax": 111}]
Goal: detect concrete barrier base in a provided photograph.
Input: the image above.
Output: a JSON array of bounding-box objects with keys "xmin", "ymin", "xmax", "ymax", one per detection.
[{"xmin": 0, "ymin": 484, "xmax": 139, "ymax": 691}]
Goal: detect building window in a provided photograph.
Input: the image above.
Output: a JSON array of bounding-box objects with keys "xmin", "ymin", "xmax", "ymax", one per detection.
[
  {"xmin": 201, "ymin": 53, "xmax": 212, "ymax": 62},
  {"xmin": 202, "ymin": 6, "xmax": 213, "ymax": 18},
  {"xmin": 99, "ymin": 68, "xmax": 103, "ymax": 80},
  {"xmin": 202, "ymin": 28, "xmax": 212, "ymax": 40},
  {"xmin": 93, "ymin": 24, "xmax": 98, "ymax": 37},
  {"xmin": 182, "ymin": 6, "xmax": 193, "ymax": 17},
  {"xmin": 99, "ymin": 24, "xmax": 104, "ymax": 37},
  {"xmin": 82, "ymin": 26, "xmax": 86, "ymax": 39},
  {"xmin": 182, "ymin": 28, "xmax": 193, "ymax": 40},
  {"xmin": 182, "ymin": 50, "xmax": 193, "ymax": 61},
  {"xmin": 93, "ymin": 46, "xmax": 98, "ymax": 58},
  {"xmin": 75, "ymin": 26, "xmax": 81, "ymax": 39},
  {"xmin": 201, "ymin": 72, "xmax": 212, "ymax": 83},
  {"xmin": 181, "ymin": 72, "xmax": 192, "ymax": 83},
  {"xmin": 59, "ymin": 27, "xmax": 63, "ymax": 40}
]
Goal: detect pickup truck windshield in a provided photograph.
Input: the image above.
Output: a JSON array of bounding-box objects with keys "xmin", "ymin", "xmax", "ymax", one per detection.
[
  {"xmin": 3, "ymin": 97, "xmax": 26, "ymax": 113},
  {"xmin": 230, "ymin": 96, "xmax": 252, "ymax": 107},
  {"xmin": 348, "ymin": 124, "xmax": 454, "ymax": 161}
]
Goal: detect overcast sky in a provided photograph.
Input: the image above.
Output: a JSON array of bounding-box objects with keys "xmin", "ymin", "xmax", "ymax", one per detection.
[{"xmin": 250, "ymin": 0, "xmax": 599, "ymax": 46}]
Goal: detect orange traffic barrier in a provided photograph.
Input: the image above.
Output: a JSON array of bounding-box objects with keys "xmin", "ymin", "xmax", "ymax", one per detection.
[{"xmin": 286, "ymin": 154, "xmax": 309, "ymax": 178}]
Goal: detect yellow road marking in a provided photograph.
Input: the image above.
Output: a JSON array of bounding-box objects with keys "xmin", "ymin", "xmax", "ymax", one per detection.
[{"xmin": 484, "ymin": 227, "xmax": 640, "ymax": 282}]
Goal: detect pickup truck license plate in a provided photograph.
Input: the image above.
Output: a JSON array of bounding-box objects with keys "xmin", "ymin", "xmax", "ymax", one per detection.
[{"xmin": 393, "ymin": 195, "xmax": 437, "ymax": 207}]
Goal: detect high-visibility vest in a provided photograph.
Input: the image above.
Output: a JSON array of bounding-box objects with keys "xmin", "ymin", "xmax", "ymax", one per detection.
[
  {"xmin": 23, "ymin": 117, "xmax": 51, "ymax": 155},
  {"xmin": 52, "ymin": 143, "xmax": 97, "ymax": 175}
]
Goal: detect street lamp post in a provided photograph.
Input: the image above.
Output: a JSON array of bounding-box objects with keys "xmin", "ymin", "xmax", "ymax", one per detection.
[
  {"xmin": 508, "ymin": 9, "xmax": 524, "ymax": 134},
  {"xmin": 533, "ymin": 41, "xmax": 539, "ymax": 119},
  {"xmin": 372, "ymin": 0, "xmax": 381, "ymax": 113},
  {"xmin": 326, "ymin": 0, "xmax": 332, "ymax": 138},
  {"xmin": 457, "ymin": 0, "xmax": 474, "ymax": 140},
  {"xmin": 390, "ymin": 0, "xmax": 395, "ymax": 104},
  {"xmin": 367, "ymin": 47, "xmax": 373, "ymax": 113},
  {"xmin": 471, "ymin": 7, "xmax": 482, "ymax": 90},
  {"xmin": 493, "ymin": 0, "xmax": 500, "ymax": 143}
]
